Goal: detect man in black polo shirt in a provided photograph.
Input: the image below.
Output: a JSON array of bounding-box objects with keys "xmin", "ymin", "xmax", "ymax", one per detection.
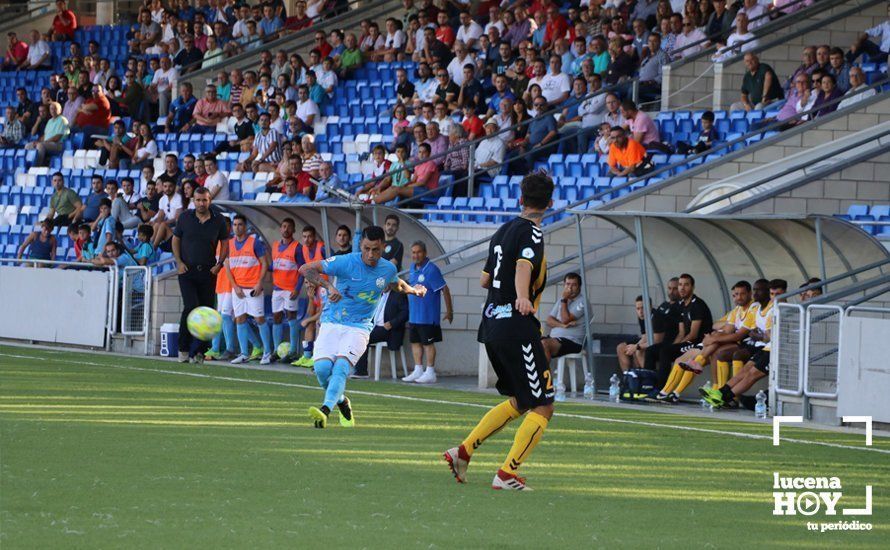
[
  {"xmin": 172, "ymin": 186, "xmax": 230, "ymax": 363},
  {"xmin": 733, "ymin": 52, "xmax": 784, "ymax": 111},
  {"xmin": 215, "ymin": 102, "xmax": 255, "ymax": 154},
  {"xmin": 382, "ymin": 214, "xmax": 404, "ymax": 271},
  {"xmin": 643, "ymin": 277, "xmax": 681, "ymax": 376},
  {"xmin": 653, "ymin": 273, "xmax": 713, "ymax": 401}
]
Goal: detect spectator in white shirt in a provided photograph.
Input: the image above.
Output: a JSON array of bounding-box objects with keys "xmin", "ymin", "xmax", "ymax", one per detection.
[
  {"xmin": 294, "ymin": 84, "xmax": 319, "ymax": 135},
  {"xmin": 150, "ymin": 179, "xmax": 183, "ymax": 248},
  {"xmin": 474, "ymin": 120, "xmax": 506, "ymax": 179},
  {"xmin": 530, "ymin": 55, "xmax": 571, "ymax": 107},
  {"xmin": 713, "ymin": 13, "xmax": 759, "ymax": 62},
  {"xmin": 316, "ymin": 57, "xmax": 338, "ymax": 98},
  {"xmin": 203, "ymin": 155, "xmax": 229, "ymax": 200},
  {"xmin": 837, "ymin": 66, "xmax": 877, "ymax": 110},
  {"xmin": 456, "ymin": 11, "xmax": 484, "ymax": 50},
  {"xmin": 148, "ymin": 55, "xmax": 178, "ymax": 116},
  {"xmin": 22, "ymin": 30, "xmax": 51, "ymax": 70},
  {"xmin": 674, "ymin": 20, "xmax": 707, "ymax": 59},
  {"xmin": 447, "ymin": 41, "xmax": 473, "ymax": 86},
  {"xmin": 846, "ymin": 5, "xmax": 890, "ymax": 64},
  {"xmin": 380, "ymin": 18, "xmax": 407, "ymax": 62}
]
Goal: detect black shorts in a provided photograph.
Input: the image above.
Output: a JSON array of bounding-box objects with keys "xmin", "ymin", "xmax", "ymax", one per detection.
[
  {"xmin": 409, "ymin": 323, "xmax": 443, "ymax": 344},
  {"xmin": 752, "ymin": 350, "xmax": 770, "ymax": 373},
  {"xmin": 486, "ymin": 339, "xmax": 554, "ymax": 409},
  {"xmin": 548, "ymin": 337, "xmax": 583, "ymax": 358},
  {"xmin": 739, "ymin": 343, "xmax": 759, "ymax": 357}
]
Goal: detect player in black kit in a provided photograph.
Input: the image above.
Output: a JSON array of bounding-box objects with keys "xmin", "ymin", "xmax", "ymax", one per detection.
[{"xmin": 443, "ymin": 172, "xmax": 554, "ymax": 491}]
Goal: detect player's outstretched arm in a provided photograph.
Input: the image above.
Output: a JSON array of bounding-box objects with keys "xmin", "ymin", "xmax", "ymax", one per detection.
[
  {"xmin": 299, "ymin": 260, "xmax": 341, "ymax": 302},
  {"xmin": 390, "ymin": 278, "xmax": 427, "ymax": 297}
]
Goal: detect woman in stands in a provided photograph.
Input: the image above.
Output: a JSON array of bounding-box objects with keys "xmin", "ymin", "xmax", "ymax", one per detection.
[
  {"xmin": 105, "ymin": 76, "xmax": 124, "ymax": 116},
  {"xmin": 391, "ymin": 104, "xmax": 411, "ymax": 152},
  {"xmin": 17, "ymin": 219, "xmax": 56, "ymax": 267},
  {"xmin": 507, "ymin": 99, "xmax": 531, "ymax": 173},
  {"xmin": 132, "ymin": 123, "xmax": 158, "ymax": 169}
]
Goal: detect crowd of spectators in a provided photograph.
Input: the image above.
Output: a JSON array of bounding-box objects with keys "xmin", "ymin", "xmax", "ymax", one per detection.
[{"xmin": 0, "ymin": 0, "xmax": 887, "ymax": 216}]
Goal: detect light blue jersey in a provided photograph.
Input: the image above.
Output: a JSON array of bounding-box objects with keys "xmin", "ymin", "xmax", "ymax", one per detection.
[{"xmin": 321, "ymin": 252, "xmax": 398, "ymax": 331}]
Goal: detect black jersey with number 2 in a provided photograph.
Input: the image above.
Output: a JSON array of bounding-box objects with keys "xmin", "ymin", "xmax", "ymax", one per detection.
[{"xmin": 477, "ymin": 217, "xmax": 547, "ymax": 343}]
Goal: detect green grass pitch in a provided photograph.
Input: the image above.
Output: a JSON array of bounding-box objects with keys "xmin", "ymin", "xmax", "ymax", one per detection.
[{"xmin": 1, "ymin": 344, "xmax": 888, "ymax": 548}]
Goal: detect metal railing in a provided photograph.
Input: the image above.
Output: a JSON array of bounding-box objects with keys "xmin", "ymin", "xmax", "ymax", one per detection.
[
  {"xmin": 803, "ymin": 304, "xmax": 843, "ymax": 399},
  {"xmin": 774, "ymin": 303, "xmax": 805, "ymax": 397}
]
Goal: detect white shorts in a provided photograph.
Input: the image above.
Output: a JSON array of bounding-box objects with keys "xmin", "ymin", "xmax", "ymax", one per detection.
[
  {"xmin": 272, "ymin": 289, "xmax": 298, "ymax": 313},
  {"xmin": 232, "ymin": 288, "xmax": 265, "ymax": 318},
  {"xmin": 217, "ymin": 292, "xmax": 233, "ymax": 316},
  {"xmin": 313, "ymin": 323, "xmax": 370, "ymax": 365}
]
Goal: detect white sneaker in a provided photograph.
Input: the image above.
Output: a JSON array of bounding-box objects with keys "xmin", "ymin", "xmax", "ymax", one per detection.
[
  {"xmin": 230, "ymin": 354, "xmax": 249, "ymax": 364},
  {"xmin": 402, "ymin": 365, "xmax": 423, "ymax": 382},
  {"xmin": 415, "ymin": 368, "xmax": 437, "ymax": 384},
  {"xmin": 260, "ymin": 353, "xmax": 273, "ymax": 365},
  {"xmin": 177, "ymin": 351, "xmax": 190, "ymax": 363}
]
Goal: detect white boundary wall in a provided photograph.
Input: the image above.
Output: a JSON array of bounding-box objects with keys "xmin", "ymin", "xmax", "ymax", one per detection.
[{"xmin": 0, "ymin": 266, "xmax": 109, "ymax": 347}]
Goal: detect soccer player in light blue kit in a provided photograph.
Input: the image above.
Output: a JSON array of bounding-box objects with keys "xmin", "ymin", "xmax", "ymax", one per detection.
[{"xmin": 298, "ymin": 225, "xmax": 428, "ymax": 428}]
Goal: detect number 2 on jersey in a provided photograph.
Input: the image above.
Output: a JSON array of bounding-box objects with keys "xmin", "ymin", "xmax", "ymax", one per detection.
[{"xmin": 491, "ymin": 245, "xmax": 503, "ymax": 289}]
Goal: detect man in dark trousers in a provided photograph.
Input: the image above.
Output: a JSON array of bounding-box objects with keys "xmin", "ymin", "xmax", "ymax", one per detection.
[
  {"xmin": 172, "ymin": 186, "xmax": 230, "ymax": 363},
  {"xmin": 351, "ymin": 288, "xmax": 408, "ymax": 379}
]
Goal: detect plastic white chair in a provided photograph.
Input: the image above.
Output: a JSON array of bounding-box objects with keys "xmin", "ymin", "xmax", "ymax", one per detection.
[
  {"xmin": 554, "ymin": 339, "xmax": 600, "ymax": 393},
  {"xmin": 371, "ymin": 342, "xmax": 408, "ymax": 381}
]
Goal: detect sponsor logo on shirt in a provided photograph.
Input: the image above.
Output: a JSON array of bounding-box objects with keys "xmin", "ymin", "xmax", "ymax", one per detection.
[{"xmin": 484, "ymin": 303, "xmax": 513, "ymax": 319}]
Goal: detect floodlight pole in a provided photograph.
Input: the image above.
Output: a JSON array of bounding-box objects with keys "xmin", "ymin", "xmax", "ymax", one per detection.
[
  {"xmin": 634, "ymin": 216, "xmax": 654, "ymax": 340},
  {"xmin": 575, "ymin": 214, "xmax": 596, "ymax": 390}
]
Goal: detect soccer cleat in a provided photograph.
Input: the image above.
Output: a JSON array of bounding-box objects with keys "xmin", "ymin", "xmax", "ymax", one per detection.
[
  {"xmin": 665, "ymin": 392, "xmax": 679, "ymax": 404},
  {"xmin": 204, "ymin": 350, "xmax": 220, "ymax": 360},
  {"xmin": 349, "ymin": 372, "xmax": 369, "ymax": 379},
  {"xmin": 402, "ymin": 365, "xmax": 423, "ymax": 382},
  {"xmin": 308, "ymin": 406, "xmax": 328, "ymax": 429},
  {"xmin": 192, "ymin": 353, "xmax": 205, "ymax": 365},
  {"xmin": 259, "ymin": 353, "xmax": 273, "ymax": 365},
  {"xmin": 249, "ymin": 348, "xmax": 263, "ymax": 362},
  {"xmin": 177, "ymin": 351, "xmax": 190, "ymax": 363},
  {"xmin": 415, "ymin": 368, "xmax": 437, "ymax": 384},
  {"xmin": 337, "ymin": 397, "xmax": 355, "ymax": 428},
  {"xmin": 291, "ymin": 356, "xmax": 314, "ymax": 369},
  {"xmin": 230, "ymin": 354, "xmax": 250, "ymax": 364},
  {"xmin": 699, "ymin": 386, "xmax": 725, "ymax": 408},
  {"xmin": 492, "ymin": 469, "xmax": 532, "ymax": 491},
  {"xmin": 679, "ymin": 360, "xmax": 703, "ymax": 374},
  {"xmin": 654, "ymin": 392, "xmax": 671, "ymax": 402},
  {"xmin": 443, "ymin": 446, "xmax": 469, "ymax": 483}
]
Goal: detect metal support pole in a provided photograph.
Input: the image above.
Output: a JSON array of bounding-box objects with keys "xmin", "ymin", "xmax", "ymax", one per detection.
[
  {"xmin": 815, "ymin": 217, "xmax": 827, "ymax": 293},
  {"xmin": 631, "ymin": 79, "xmax": 639, "ymax": 105},
  {"xmin": 371, "ymin": 205, "xmax": 378, "ymax": 226},
  {"xmin": 634, "ymin": 216, "xmax": 654, "ymax": 340},
  {"xmin": 575, "ymin": 214, "xmax": 595, "ymax": 389},
  {"xmin": 320, "ymin": 207, "xmax": 331, "ymax": 251},
  {"xmin": 467, "ymin": 145, "xmax": 476, "ymax": 198}
]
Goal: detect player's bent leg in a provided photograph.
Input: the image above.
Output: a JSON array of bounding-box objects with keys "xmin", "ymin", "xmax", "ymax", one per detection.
[{"xmin": 494, "ymin": 409, "xmax": 550, "ymax": 491}]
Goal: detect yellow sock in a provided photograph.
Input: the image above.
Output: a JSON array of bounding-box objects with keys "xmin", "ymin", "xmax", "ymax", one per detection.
[
  {"xmin": 674, "ymin": 370, "xmax": 696, "ymax": 394},
  {"xmin": 462, "ymin": 400, "xmax": 521, "ymax": 457},
  {"xmin": 694, "ymin": 354, "xmax": 706, "ymax": 366},
  {"xmin": 717, "ymin": 361, "xmax": 730, "ymax": 388},
  {"xmin": 502, "ymin": 412, "xmax": 548, "ymax": 473},
  {"xmin": 662, "ymin": 364, "xmax": 682, "ymax": 393},
  {"xmin": 732, "ymin": 360, "xmax": 744, "ymax": 378}
]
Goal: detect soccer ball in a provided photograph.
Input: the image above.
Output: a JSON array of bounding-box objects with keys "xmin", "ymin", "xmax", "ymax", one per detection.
[
  {"xmin": 186, "ymin": 306, "xmax": 222, "ymax": 341},
  {"xmin": 277, "ymin": 341, "xmax": 290, "ymax": 358}
]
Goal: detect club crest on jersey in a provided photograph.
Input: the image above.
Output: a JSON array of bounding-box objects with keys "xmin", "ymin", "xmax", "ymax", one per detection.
[
  {"xmin": 484, "ymin": 303, "xmax": 513, "ymax": 319},
  {"xmin": 417, "ymin": 274, "xmax": 425, "ymax": 282},
  {"xmin": 375, "ymin": 277, "xmax": 386, "ymax": 289},
  {"xmin": 521, "ymin": 247, "xmax": 535, "ymax": 259},
  {"xmin": 385, "ymin": 245, "xmax": 391, "ymax": 253}
]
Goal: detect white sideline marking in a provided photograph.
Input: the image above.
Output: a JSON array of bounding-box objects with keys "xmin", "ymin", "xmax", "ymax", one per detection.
[
  {"xmin": 2, "ymin": 352, "xmax": 889, "ymax": 456},
  {"xmin": 842, "ymin": 416, "xmax": 873, "ymax": 446}
]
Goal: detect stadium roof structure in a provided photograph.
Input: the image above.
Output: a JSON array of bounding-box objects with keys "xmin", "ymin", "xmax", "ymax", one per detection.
[
  {"xmin": 215, "ymin": 202, "xmax": 447, "ymax": 269},
  {"xmin": 569, "ymin": 211, "xmax": 890, "ymax": 338}
]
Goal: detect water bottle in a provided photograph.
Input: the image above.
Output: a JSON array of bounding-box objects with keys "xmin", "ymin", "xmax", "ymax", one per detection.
[
  {"xmin": 700, "ymin": 380, "xmax": 711, "ymax": 410},
  {"xmin": 583, "ymin": 373, "xmax": 595, "ymax": 400},
  {"xmin": 608, "ymin": 374, "xmax": 620, "ymax": 403},
  {"xmin": 555, "ymin": 382, "xmax": 566, "ymax": 402},
  {"xmin": 755, "ymin": 390, "xmax": 768, "ymax": 419}
]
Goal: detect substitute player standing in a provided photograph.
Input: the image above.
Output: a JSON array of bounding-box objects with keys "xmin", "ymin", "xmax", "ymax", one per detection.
[
  {"xmin": 444, "ymin": 172, "xmax": 555, "ymax": 491},
  {"xmin": 298, "ymin": 226, "xmax": 428, "ymax": 429},
  {"xmin": 270, "ymin": 218, "xmax": 301, "ymax": 360},
  {"xmin": 226, "ymin": 214, "xmax": 274, "ymax": 365}
]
